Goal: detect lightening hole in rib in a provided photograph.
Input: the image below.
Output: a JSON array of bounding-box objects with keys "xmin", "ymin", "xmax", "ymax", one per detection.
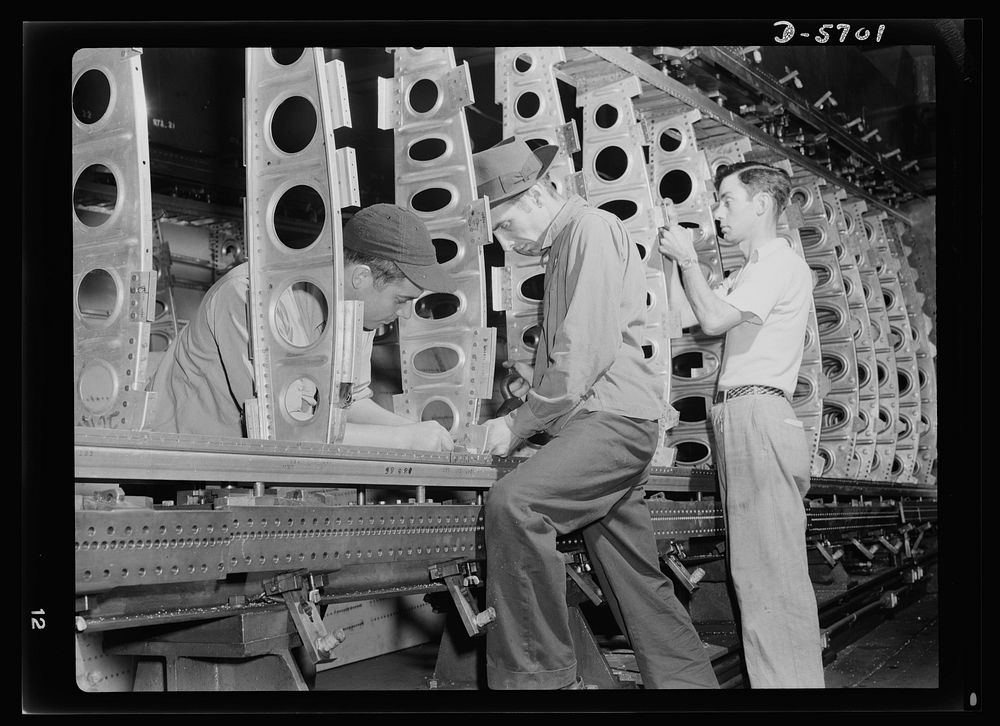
[
  {"xmin": 283, "ymin": 376, "xmax": 319, "ymax": 422},
  {"xmin": 674, "ymin": 396, "xmax": 708, "ymax": 424},
  {"xmin": 411, "ymin": 187, "xmax": 453, "ymax": 213},
  {"xmin": 432, "ymin": 238, "xmax": 458, "ymax": 264},
  {"xmin": 408, "ymin": 79, "xmax": 439, "ymax": 114},
  {"xmin": 271, "ymin": 96, "xmax": 316, "ymax": 154},
  {"xmin": 78, "ymin": 268, "xmax": 118, "ymax": 321},
  {"xmin": 275, "ymin": 281, "xmax": 328, "ymax": 347},
  {"xmin": 672, "ymin": 351, "xmax": 719, "ymax": 380},
  {"xmin": 822, "ymin": 354, "xmax": 847, "ymax": 382},
  {"xmin": 595, "ymin": 145, "xmax": 629, "ymax": 182},
  {"xmin": 793, "ymin": 376, "xmax": 814, "ymax": 404},
  {"xmin": 274, "ymin": 185, "xmax": 325, "ymax": 250},
  {"xmin": 74, "ymin": 164, "xmax": 117, "ymax": 226},
  {"xmin": 878, "ymin": 407, "xmax": 892, "ymax": 434},
  {"xmin": 810, "ymin": 263, "xmax": 833, "ymax": 288},
  {"xmin": 799, "ymin": 226, "xmax": 825, "ymax": 250},
  {"xmin": 414, "ymin": 292, "xmax": 460, "ymax": 320},
  {"xmin": 889, "ymin": 326, "xmax": 906, "ymax": 352},
  {"xmin": 817, "ymin": 448, "xmax": 834, "ymax": 474},
  {"xmin": 858, "ymin": 362, "xmax": 871, "ymax": 388},
  {"xmin": 659, "ymin": 169, "xmax": 693, "ymax": 205},
  {"xmin": 821, "ymin": 401, "xmax": 850, "ymax": 432},
  {"xmin": 815, "ymin": 304, "xmax": 846, "ymax": 336},
  {"xmin": 413, "ymin": 346, "xmax": 461, "ymax": 375},
  {"xmin": 876, "ymin": 361, "xmax": 888, "ymax": 386},
  {"xmin": 597, "ymin": 199, "xmax": 638, "ymax": 221},
  {"xmin": 409, "ymin": 137, "xmax": 448, "ymax": 162},
  {"xmin": 73, "ymin": 69, "xmax": 111, "ymax": 124},
  {"xmin": 421, "ymin": 400, "xmax": 455, "ymax": 432},
  {"xmin": 642, "ymin": 340, "xmax": 656, "ymax": 360},
  {"xmin": 520, "ymin": 273, "xmax": 545, "ymax": 302},
  {"xmin": 270, "ymin": 48, "xmax": 304, "ymax": 65},
  {"xmin": 891, "ymin": 457, "xmax": 904, "ymax": 475},
  {"xmin": 594, "ymin": 104, "xmax": 619, "ymax": 129},
  {"xmin": 516, "ymin": 91, "xmax": 541, "ymax": 119},
  {"xmin": 897, "ymin": 414, "xmax": 913, "ymax": 440},
  {"xmin": 898, "ymin": 370, "xmax": 913, "ymax": 396},
  {"xmin": 514, "ymin": 53, "xmax": 533, "ymax": 73},
  {"xmin": 522, "ymin": 324, "xmax": 541, "ymax": 350},
  {"xmin": 674, "ymin": 441, "xmax": 711, "ymax": 466},
  {"xmin": 659, "ymin": 127, "xmax": 684, "ymax": 152},
  {"xmin": 791, "ymin": 188, "xmax": 811, "ymax": 209},
  {"xmin": 824, "ymin": 202, "xmax": 836, "ymax": 223}
]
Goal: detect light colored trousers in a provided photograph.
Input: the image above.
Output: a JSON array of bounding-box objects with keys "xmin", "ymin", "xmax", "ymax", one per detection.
[{"xmin": 711, "ymin": 395, "xmax": 826, "ymax": 688}]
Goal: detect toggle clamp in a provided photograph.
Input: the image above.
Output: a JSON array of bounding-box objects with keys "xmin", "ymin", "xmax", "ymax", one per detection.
[
  {"xmin": 262, "ymin": 569, "xmax": 346, "ymax": 664},
  {"xmin": 428, "ymin": 559, "xmax": 495, "ymax": 637}
]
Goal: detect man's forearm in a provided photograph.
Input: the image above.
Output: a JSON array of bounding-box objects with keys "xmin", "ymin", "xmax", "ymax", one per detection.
[{"xmin": 680, "ymin": 263, "xmax": 742, "ymax": 335}]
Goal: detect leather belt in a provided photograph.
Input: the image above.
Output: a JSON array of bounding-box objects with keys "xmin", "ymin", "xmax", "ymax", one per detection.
[{"xmin": 714, "ymin": 385, "xmax": 787, "ymax": 404}]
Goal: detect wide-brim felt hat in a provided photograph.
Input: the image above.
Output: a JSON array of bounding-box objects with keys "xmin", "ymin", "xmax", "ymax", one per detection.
[{"xmin": 473, "ymin": 137, "xmax": 559, "ymax": 207}]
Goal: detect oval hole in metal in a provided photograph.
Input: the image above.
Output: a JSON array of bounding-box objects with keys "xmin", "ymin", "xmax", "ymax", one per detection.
[
  {"xmin": 799, "ymin": 226, "xmax": 824, "ymax": 249},
  {"xmin": 73, "ymin": 68, "xmax": 111, "ymax": 125},
  {"xmin": 889, "ymin": 325, "xmax": 905, "ymax": 352},
  {"xmin": 918, "ymin": 368, "xmax": 928, "ymax": 390},
  {"xmin": 595, "ymin": 145, "xmax": 629, "ymax": 182},
  {"xmin": 890, "ymin": 456, "xmax": 904, "ymax": 475},
  {"xmin": 674, "ymin": 396, "xmax": 708, "ymax": 424},
  {"xmin": 275, "ymin": 281, "xmax": 328, "ymax": 347},
  {"xmin": 74, "ymin": 164, "xmax": 117, "ymax": 226},
  {"xmin": 520, "ymin": 273, "xmax": 545, "ymax": 302},
  {"xmin": 858, "ymin": 362, "xmax": 871, "ymax": 388},
  {"xmin": 411, "ymin": 187, "xmax": 453, "ymax": 213},
  {"xmin": 815, "ymin": 303, "xmax": 845, "ymax": 337},
  {"xmin": 409, "ymin": 137, "xmax": 448, "ymax": 162},
  {"xmin": 897, "ymin": 369, "xmax": 913, "ymax": 396},
  {"xmin": 274, "ymin": 185, "xmax": 326, "ymax": 250},
  {"xmin": 659, "ymin": 127, "xmax": 684, "ymax": 152},
  {"xmin": 821, "ymin": 400, "xmax": 850, "ymax": 432},
  {"xmin": 843, "ymin": 276, "xmax": 854, "ymax": 297},
  {"xmin": 674, "ymin": 441, "xmax": 711, "ymax": 466},
  {"xmin": 642, "ymin": 340, "xmax": 656, "ymax": 360},
  {"xmin": 414, "ymin": 292, "xmax": 460, "ymax": 320},
  {"xmin": 791, "ymin": 187, "xmax": 811, "ymax": 210},
  {"xmin": 597, "ymin": 199, "xmax": 638, "ymax": 221},
  {"xmin": 871, "ymin": 452, "xmax": 882, "ymax": 472},
  {"xmin": 421, "ymin": 400, "xmax": 455, "ymax": 432},
  {"xmin": 284, "ymin": 376, "xmax": 319, "ymax": 422},
  {"xmin": 822, "ymin": 353, "xmax": 847, "ymax": 382},
  {"xmin": 883, "ymin": 289, "xmax": 895, "ymax": 310},
  {"xmin": 672, "ymin": 351, "xmax": 718, "ymax": 380},
  {"xmin": 919, "ymin": 413, "xmax": 931, "ymax": 434},
  {"xmin": 78, "ymin": 268, "xmax": 119, "ymax": 322},
  {"xmin": 824, "ymin": 202, "xmax": 836, "ymax": 223},
  {"xmin": 659, "ymin": 169, "xmax": 693, "ymax": 205},
  {"xmin": 680, "ymin": 221, "xmax": 704, "ymax": 242},
  {"xmin": 876, "ymin": 361, "xmax": 888, "ymax": 386},
  {"xmin": 154, "ymin": 299, "xmax": 168, "ymax": 320},
  {"xmin": 810, "ymin": 263, "xmax": 833, "ymax": 288},
  {"xmin": 271, "ymin": 96, "xmax": 317, "ymax": 154},
  {"xmin": 595, "ymin": 104, "xmax": 618, "ymax": 129},
  {"xmin": 432, "ymin": 237, "xmax": 458, "ymax": 264},
  {"xmin": 793, "ymin": 376, "xmax": 814, "ymax": 404},
  {"xmin": 149, "ymin": 330, "xmax": 172, "ymax": 353},
  {"xmin": 516, "ymin": 91, "xmax": 541, "ymax": 119},
  {"xmin": 864, "ymin": 222, "xmax": 875, "ymax": 241},
  {"xmin": 78, "ymin": 360, "xmax": 119, "ymax": 414},
  {"xmin": 514, "ymin": 53, "xmax": 533, "ymax": 73},
  {"xmin": 413, "ymin": 346, "xmax": 461, "ymax": 376},
  {"xmin": 635, "ymin": 243, "xmax": 648, "ymax": 260},
  {"xmin": 270, "ymin": 48, "xmax": 304, "ymax": 65},
  {"xmin": 877, "ymin": 407, "xmax": 892, "ymax": 434},
  {"xmin": 522, "ymin": 324, "xmax": 541, "ymax": 350},
  {"xmin": 408, "ymin": 78, "xmax": 439, "ymax": 114},
  {"xmin": 817, "ymin": 447, "xmax": 834, "ymax": 475},
  {"xmin": 897, "ymin": 414, "xmax": 913, "ymax": 440}
]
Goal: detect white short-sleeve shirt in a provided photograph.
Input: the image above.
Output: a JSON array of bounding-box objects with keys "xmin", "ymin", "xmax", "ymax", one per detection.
[{"xmin": 716, "ymin": 238, "xmax": 813, "ymax": 396}]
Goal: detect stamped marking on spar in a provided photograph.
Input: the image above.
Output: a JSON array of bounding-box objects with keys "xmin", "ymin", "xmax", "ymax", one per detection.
[{"xmin": 773, "ymin": 21, "xmax": 886, "ymax": 44}]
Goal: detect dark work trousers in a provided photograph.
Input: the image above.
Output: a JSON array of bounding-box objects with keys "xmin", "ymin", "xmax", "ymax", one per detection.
[{"xmin": 484, "ymin": 410, "xmax": 720, "ymax": 689}]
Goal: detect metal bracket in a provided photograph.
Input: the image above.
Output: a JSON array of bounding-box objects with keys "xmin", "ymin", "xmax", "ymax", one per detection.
[
  {"xmin": 262, "ymin": 569, "xmax": 345, "ymax": 664},
  {"xmin": 428, "ymin": 559, "xmax": 494, "ymax": 637},
  {"xmin": 564, "ymin": 553, "xmax": 604, "ymax": 606},
  {"xmin": 658, "ymin": 542, "xmax": 704, "ymax": 593},
  {"xmin": 850, "ymin": 537, "xmax": 879, "ymax": 560},
  {"xmin": 465, "ymin": 197, "xmax": 493, "ymax": 246},
  {"xmin": 815, "ymin": 540, "xmax": 844, "ymax": 568},
  {"xmin": 128, "ymin": 270, "xmax": 158, "ymax": 324}
]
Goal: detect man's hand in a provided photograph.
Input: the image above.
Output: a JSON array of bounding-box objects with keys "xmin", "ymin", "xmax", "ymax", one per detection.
[
  {"xmin": 284, "ymin": 378, "xmax": 318, "ymax": 417},
  {"xmin": 657, "ymin": 198, "xmax": 698, "ymax": 264},
  {"xmin": 404, "ymin": 421, "xmax": 455, "ymax": 452},
  {"xmin": 483, "ymin": 415, "xmax": 521, "ymax": 457},
  {"xmin": 502, "ymin": 360, "xmax": 533, "ymax": 399}
]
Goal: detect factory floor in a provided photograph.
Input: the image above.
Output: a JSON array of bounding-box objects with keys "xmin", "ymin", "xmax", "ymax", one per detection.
[{"xmin": 313, "ymin": 587, "xmax": 939, "ymax": 692}]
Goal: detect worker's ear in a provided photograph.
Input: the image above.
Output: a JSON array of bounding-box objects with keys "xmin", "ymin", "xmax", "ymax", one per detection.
[
  {"xmin": 753, "ymin": 191, "xmax": 772, "ymax": 217},
  {"xmin": 348, "ymin": 264, "xmax": 373, "ymax": 291}
]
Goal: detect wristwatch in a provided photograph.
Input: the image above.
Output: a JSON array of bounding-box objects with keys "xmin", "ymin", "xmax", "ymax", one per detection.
[{"xmin": 678, "ymin": 257, "xmax": 698, "ymax": 271}]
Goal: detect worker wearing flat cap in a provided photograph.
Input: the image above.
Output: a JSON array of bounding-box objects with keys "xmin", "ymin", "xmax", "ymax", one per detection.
[
  {"xmin": 476, "ymin": 138, "xmax": 719, "ymax": 689},
  {"xmin": 148, "ymin": 204, "xmax": 458, "ymax": 452}
]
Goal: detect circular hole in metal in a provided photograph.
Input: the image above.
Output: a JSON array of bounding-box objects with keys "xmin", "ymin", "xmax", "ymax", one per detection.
[
  {"xmin": 74, "ymin": 164, "xmax": 117, "ymax": 226},
  {"xmin": 919, "ymin": 413, "xmax": 931, "ymax": 433},
  {"xmin": 595, "ymin": 104, "xmax": 619, "ymax": 129},
  {"xmin": 815, "ymin": 304, "xmax": 845, "ymax": 336},
  {"xmin": 897, "ymin": 414, "xmax": 913, "ymax": 440},
  {"xmin": 891, "ymin": 457, "xmax": 904, "ymax": 475},
  {"xmin": 270, "ymin": 48, "xmax": 304, "ymax": 65},
  {"xmin": 635, "ymin": 243, "xmax": 648, "ymax": 260},
  {"xmin": 674, "ymin": 441, "xmax": 711, "ymax": 466},
  {"xmin": 674, "ymin": 396, "xmax": 708, "ymax": 424},
  {"xmin": 883, "ymin": 289, "xmax": 895, "ymax": 310},
  {"xmin": 414, "ymin": 292, "xmax": 460, "ymax": 320},
  {"xmin": 271, "ymin": 96, "xmax": 316, "ymax": 154},
  {"xmin": 793, "ymin": 376, "xmax": 814, "ymax": 404},
  {"xmin": 409, "ymin": 79, "xmax": 439, "ymax": 114},
  {"xmin": 413, "ymin": 346, "xmax": 461, "ymax": 375},
  {"xmin": 597, "ymin": 199, "xmax": 638, "ymax": 221},
  {"xmin": 519, "ymin": 273, "xmax": 545, "ymax": 302},
  {"xmin": 432, "ymin": 237, "xmax": 458, "ymax": 264},
  {"xmin": 810, "ymin": 263, "xmax": 833, "ymax": 288},
  {"xmin": 817, "ymin": 448, "xmax": 834, "ymax": 474},
  {"xmin": 791, "ymin": 188, "xmax": 810, "ymax": 209},
  {"xmin": 889, "ymin": 326, "xmax": 906, "ymax": 352},
  {"xmin": 521, "ymin": 324, "xmax": 541, "ymax": 350},
  {"xmin": 876, "ymin": 361, "xmax": 888, "ymax": 386},
  {"xmin": 897, "ymin": 369, "xmax": 913, "ymax": 396},
  {"xmin": 595, "ymin": 145, "xmax": 629, "ymax": 182},
  {"xmin": 799, "ymin": 226, "xmax": 824, "ymax": 249},
  {"xmin": 77, "ymin": 268, "xmax": 119, "ymax": 322},
  {"xmin": 864, "ymin": 222, "xmax": 875, "ymax": 241},
  {"xmin": 822, "ymin": 353, "xmax": 846, "ymax": 382},
  {"xmin": 659, "ymin": 127, "xmax": 684, "ymax": 152},
  {"xmin": 274, "ymin": 281, "xmax": 328, "ymax": 347},
  {"xmin": 824, "ymin": 202, "xmax": 836, "ymax": 223},
  {"xmin": 641, "ymin": 340, "xmax": 656, "ymax": 359},
  {"xmin": 646, "ymin": 291, "xmax": 654, "ymax": 309},
  {"xmin": 411, "ymin": 187, "xmax": 453, "ymax": 213},
  {"xmin": 918, "ymin": 368, "xmax": 928, "ymax": 390},
  {"xmin": 843, "ymin": 276, "xmax": 854, "ymax": 297},
  {"xmin": 283, "ymin": 376, "xmax": 319, "ymax": 422},
  {"xmin": 149, "ymin": 331, "xmax": 171, "ymax": 353},
  {"xmin": 516, "ymin": 91, "xmax": 541, "ymax": 119},
  {"xmin": 274, "ymin": 184, "xmax": 325, "ymax": 250},
  {"xmin": 73, "ymin": 68, "xmax": 111, "ymax": 124},
  {"xmin": 421, "ymin": 400, "xmax": 455, "ymax": 431},
  {"xmin": 672, "ymin": 351, "xmax": 718, "ymax": 379},
  {"xmin": 514, "ymin": 53, "xmax": 533, "ymax": 73},
  {"xmin": 858, "ymin": 362, "xmax": 871, "ymax": 388},
  {"xmin": 659, "ymin": 169, "xmax": 693, "ymax": 205},
  {"xmin": 409, "ymin": 137, "xmax": 448, "ymax": 162}
]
